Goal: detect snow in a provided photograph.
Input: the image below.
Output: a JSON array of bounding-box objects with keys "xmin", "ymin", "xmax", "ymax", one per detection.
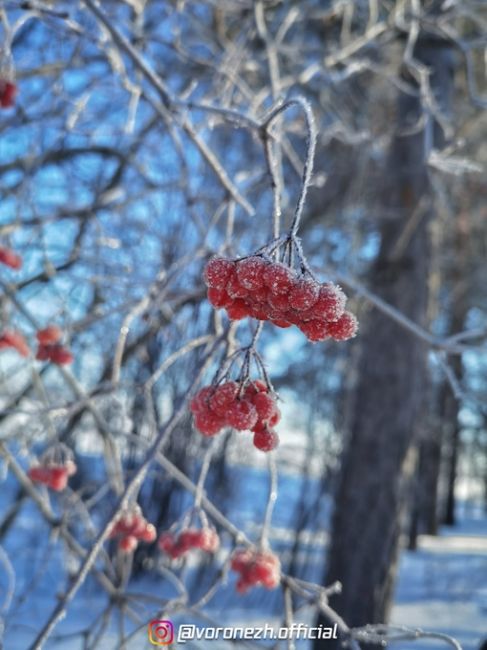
[{"xmin": 391, "ymin": 505, "xmax": 487, "ymax": 650}]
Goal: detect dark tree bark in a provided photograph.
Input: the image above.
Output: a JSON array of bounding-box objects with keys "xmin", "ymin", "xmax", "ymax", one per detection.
[
  {"xmin": 314, "ymin": 36, "xmax": 454, "ymax": 648},
  {"xmin": 441, "ymin": 210, "xmax": 469, "ymax": 526},
  {"xmin": 419, "ymin": 426, "xmax": 443, "ymax": 535}
]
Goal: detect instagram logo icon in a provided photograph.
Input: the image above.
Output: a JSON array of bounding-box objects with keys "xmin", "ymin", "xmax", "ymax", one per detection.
[{"xmin": 148, "ymin": 620, "xmax": 174, "ymax": 646}]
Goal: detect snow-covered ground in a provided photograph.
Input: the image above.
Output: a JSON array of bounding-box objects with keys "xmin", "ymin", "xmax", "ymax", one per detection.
[{"xmin": 391, "ymin": 505, "xmax": 487, "ymax": 650}]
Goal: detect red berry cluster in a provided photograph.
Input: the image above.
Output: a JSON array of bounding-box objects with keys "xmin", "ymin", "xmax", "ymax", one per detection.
[
  {"xmin": 35, "ymin": 326, "xmax": 73, "ymax": 365},
  {"xmin": 204, "ymin": 256, "xmax": 358, "ymax": 342},
  {"xmin": 158, "ymin": 527, "xmax": 220, "ymax": 560},
  {"xmin": 108, "ymin": 508, "xmax": 157, "ymax": 554},
  {"xmin": 0, "ymin": 330, "xmax": 30, "ymax": 357},
  {"xmin": 0, "ymin": 80, "xmax": 16, "ymax": 108},
  {"xmin": 0, "ymin": 246, "xmax": 22, "ymax": 269},
  {"xmin": 230, "ymin": 548, "xmax": 281, "ymax": 593},
  {"xmin": 28, "ymin": 459, "xmax": 77, "ymax": 492},
  {"xmin": 190, "ymin": 380, "xmax": 280, "ymax": 452}
]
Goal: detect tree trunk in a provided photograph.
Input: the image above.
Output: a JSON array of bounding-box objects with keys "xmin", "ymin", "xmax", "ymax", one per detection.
[
  {"xmin": 441, "ymin": 210, "xmax": 469, "ymax": 526},
  {"xmin": 314, "ymin": 37, "xmax": 454, "ymax": 647}
]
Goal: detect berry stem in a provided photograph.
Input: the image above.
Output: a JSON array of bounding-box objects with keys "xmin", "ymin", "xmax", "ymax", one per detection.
[
  {"xmin": 194, "ymin": 439, "xmax": 217, "ymax": 510},
  {"xmin": 259, "ymin": 452, "xmax": 278, "ymax": 550},
  {"xmin": 261, "ymin": 128, "xmax": 282, "ymax": 246},
  {"xmin": 262, "ymin": 97, "xmax": 317, "ymax": 238}
]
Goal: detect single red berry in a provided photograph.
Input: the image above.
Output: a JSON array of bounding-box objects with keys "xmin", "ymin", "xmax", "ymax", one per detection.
[
  {"xmin": 119, "ymin": 535, "xmax": 138, "ymax": 553},
  {"xmin": 264, "ymin": 263, "xmax": 295, "ymax": 295},
  {"xmin": 299, "ymin": 320, "xmax": 330, "ymax": 342},
  {"xmin": 327, "ymin": 311, "xmax": 358, "ymax": 341},
  {"xmin": 226, "ymin": 399, "xmax": 258, "ymax": 431},
  {"xmin": 190, "ymin": 387, "xmax": 213, "ymax": 414},
  {"xmin": 0, "ymin": 330, "xmax": 30, "ymax": 357},
  {"xmin": 226, "ymin": 299, "xmax": 251, "ymax": 321},
  {"xmin": 253, "ymin": 428, "xmax": 279, "ymax": 452},
  {"xmin": 252, "ymin": 392, "xmax": 278, "ymax": 423},
  {"xmin": 288, "ymin": 278, "xmax": 319, "ymax": 311},
  {"xmin": 207, "ymin": 287, "xmax": 231, "ymax": 308},
  {"xmin": 0, "ymin": 81, "xmax": 17, "ymax": 108},
  {"xmin": 0, "ymin": 246, "xmax": 22, "ymax": 269},
  {"xmin": 313, "ymin": 284, "xmax": 347, "ymax": 322},
  {"xmin": 203, "ymin": 257, "xmax": 234, "ymax": 289},
  {"xmin": 194, "ymin": 410, "xmax": 225, "ymax": 436},
  {"xmin": 36, "ymin": 325, "xmax": 63, "ymax": 346},
  {"xmin": 208, "ymin": 381, "xmax": 239, "ymax": 417},
  {"xmin": 236, "ymin": 256, "xmax": 268, "ymax": 291}
]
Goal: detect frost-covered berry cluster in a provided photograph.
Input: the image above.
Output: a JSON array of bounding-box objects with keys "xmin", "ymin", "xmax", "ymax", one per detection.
[
  {"xmin": 204, "ymin": 256, "xmax": 358, "ymax": 342},
  {"xmin": 158, "ymin": 527, "xmax": 220, "ymax": 559},
  {"xmin": 0, "ymin": 324, "xmax": 73, "ymax": 365},
  {"xmin": 190, "ymin": 380, "xmax": 280, "ymax": 452},
  {"xmin": 36, "ymin": 326, "xmax": 73, "ymax": 365},
  {"xmin": 28, "ymin": 459, "xmax": 77, "ymax": 492},
  {"xmin": 230, "ymin": 548, "xmax": 281, "ymax": 593},
  {"xmin": 108, "ymin": 507, "xmax": 157, "ymax": 553}
]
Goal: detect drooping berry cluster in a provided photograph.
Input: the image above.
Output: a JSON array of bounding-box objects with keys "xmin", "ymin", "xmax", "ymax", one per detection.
[
  {"xmin": 28, "ymin": 459, "xmax": 77, "ymax": 492},
  {"xmin": 108, "ymin": 507, "xmax": 157, "ymax": 554},
  {"xmin": 0, "ymin": 80, "xmax": 16, "ymax": 108},
  {"xmin": 0, "ymin": 325, "xmax": 74, "ymax": 364},
  {"xmin": 204, "ymin": 256, "xmax": 358, "ymax": 342},
  {"xmin": 230, "ymin": 548, "xmax": 281, "ymax": 593},
  {"xmin": 35, "ymin": 326, "xmax": 73, "ymax": 365},
  {"xmin": 190, "ymin": 380, "xmax": 280, "ymax": 452},
  {"xmin": 158, "ymin": 526, "xmax": 220, "ymax": 560},
  {"xmin": 0, "ymin": 246, "xmax": 22, "ymax": 269}
]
